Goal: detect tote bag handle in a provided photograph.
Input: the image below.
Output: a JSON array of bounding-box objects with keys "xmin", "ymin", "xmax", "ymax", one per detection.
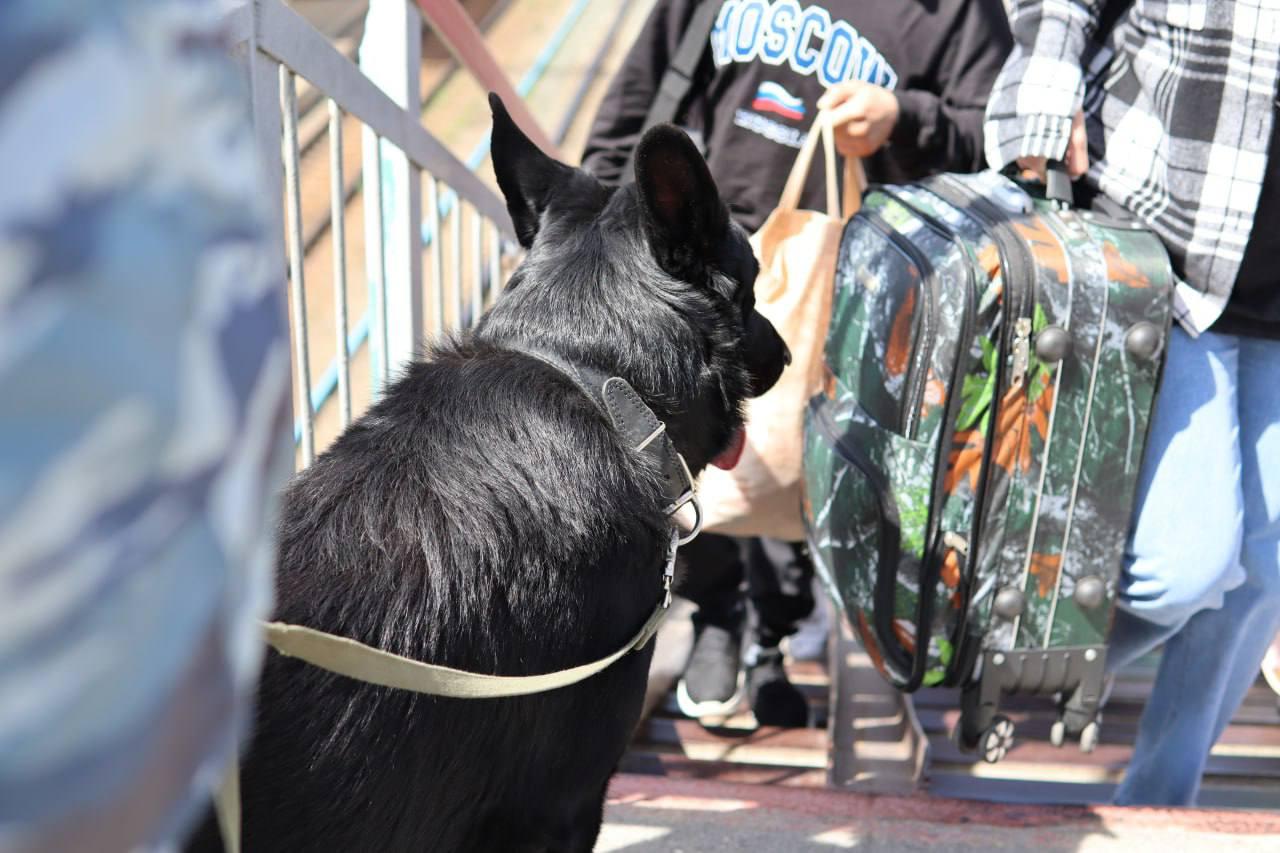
[{"xmin": 776, "ymin": 111, "xmax": 866, "ymax": 219}]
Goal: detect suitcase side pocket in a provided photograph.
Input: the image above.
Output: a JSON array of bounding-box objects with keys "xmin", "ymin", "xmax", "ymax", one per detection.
[
  {"xmin": 806, "ymin": 397, "xmax": 937, "ymax": 690},
  {"xmin": 814, "ymin": 192, "xmax": 983, "ymax": 691}
]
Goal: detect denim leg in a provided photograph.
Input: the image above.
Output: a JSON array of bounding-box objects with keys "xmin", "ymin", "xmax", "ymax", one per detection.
[
  {"xmin": 1115, "ymin": 332, "xmax": 1280, "ymax": 806},
  {"xmin": 1107, "ymin": 327, "xmax": 1244, "ymax": 676},
  {"xmin": 1105, "ymin": 608, "xmax": 1181, "ymax": 676},
  {"xmin": 1207, "ymin": 335, "xmax": 1280, "ymax": 735}
]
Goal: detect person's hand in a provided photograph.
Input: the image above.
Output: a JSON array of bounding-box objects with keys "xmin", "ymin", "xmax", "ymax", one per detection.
[
  {"xmin": 1016, "ymin": 110, "xmax": 1089, "ymax": 180},
  {"xmin": 817, "ymin": 81, "xmax": 899, "ymax": 158}
]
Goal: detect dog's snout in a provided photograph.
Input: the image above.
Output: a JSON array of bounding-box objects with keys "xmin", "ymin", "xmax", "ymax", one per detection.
[{"xmin": 741, "ymin": 310, "xmax": 789, "ymax": 398}]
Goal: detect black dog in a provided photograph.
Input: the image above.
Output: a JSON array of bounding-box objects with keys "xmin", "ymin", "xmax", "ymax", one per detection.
[{"xmin": 189, "ymin": 95, "xmax": 787, "ymax": 853}]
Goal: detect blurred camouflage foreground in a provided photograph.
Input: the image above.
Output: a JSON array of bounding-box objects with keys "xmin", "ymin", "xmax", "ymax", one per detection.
[{"xmin": 0, "ymin": 1, "xmax": 292, "ymax": 849}]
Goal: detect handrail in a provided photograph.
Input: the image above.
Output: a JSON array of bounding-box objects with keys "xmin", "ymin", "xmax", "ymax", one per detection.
[
  {"xmin": 421, "ymin": 0, "xmax": 594, "ymax": 247},
  {"xmin": 413, "ymin": 0, "xmax": 559, "ymax": 157},
  {"xmin": 296, "ymin": 0, "xmax": 597, "ymax": 441},
  {"xmin": 229, "ymin": 0, "xmax": 514, "ymax": 235},
  {"xmin": 225, "ymin": 0, "xmax": 583, "ymax": 450},
  {"xmin": 225, "ymin": 0, "xmax": 525, "ymax": 453}
]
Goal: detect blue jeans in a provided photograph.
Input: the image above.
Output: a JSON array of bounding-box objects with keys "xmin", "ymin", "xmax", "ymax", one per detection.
[{"xmin": 1105, "ymin": 326, "xmax": 1280, "ymax": 805}]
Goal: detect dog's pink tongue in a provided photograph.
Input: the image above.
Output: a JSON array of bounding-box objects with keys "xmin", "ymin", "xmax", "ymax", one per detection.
[{"xmin": 711, "ymin": 428, "xmax": 746, "ymax": 470}]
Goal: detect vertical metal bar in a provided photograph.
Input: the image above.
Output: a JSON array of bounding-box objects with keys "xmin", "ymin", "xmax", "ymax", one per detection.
[
  {"xmin": 469, "ymin": 205, "xmax": 483, "ymax": 327},
  {"xmin": 376, "ymin": 144, "xmax": 391, "ymax": 387},
  {"xmin": 242, "ymin": 17, "xmax": 285, "ymax": 258},
  {"xmin": 365, "ymin": 133, "xmax": 388, "ymax": 393},
  {"xmin": 280, "ymin": 67, "xmax": 314, "ymax": 466},
  {"xmin": 236, "ymin": 17, "xmax": 290, "ymax": 445},
  {"xmin": 405, "ymin": 151, "xmax": 424, "ymax": 359},
  {"xmin": 428, "ymin": 178, "xmax": 445, "ymax": 336},
  {"xmin": 401, "ymin": 2, "xmax": 425, "ymax": 363},
  {"xmin": 361, "ymin": 0, "xmax": 423, "ymax": 380},
  {"xmin": 487, "ymin": 219, "xmax": 501, "ymax": 307},
  {"xmin": 450, "ymin": 195, "xmax": 463, "ymax": 331},
  {"xmin": 328, "ymin": 98, "xmax": 352, "ymax": 427}
]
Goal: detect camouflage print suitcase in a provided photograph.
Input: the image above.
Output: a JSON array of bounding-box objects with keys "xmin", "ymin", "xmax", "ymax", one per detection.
[{"xmin": 802, "ymin": 170, "xmax": 1174, "ymax": 761}]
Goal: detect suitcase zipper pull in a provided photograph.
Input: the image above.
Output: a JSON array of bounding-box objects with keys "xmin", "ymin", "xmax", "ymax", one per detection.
[
  {"xmin": 943, "ymin": 531, "xmax": 970, "ymax": 557},
  {"xmin": 1009, "ymin": 317, "xmax": 1033, "ymax": 389}
]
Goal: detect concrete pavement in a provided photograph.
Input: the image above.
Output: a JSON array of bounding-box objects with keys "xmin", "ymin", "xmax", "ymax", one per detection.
[{"xmin": 597, "ymin": 774, "xmax": 1280, "ymax": 852}]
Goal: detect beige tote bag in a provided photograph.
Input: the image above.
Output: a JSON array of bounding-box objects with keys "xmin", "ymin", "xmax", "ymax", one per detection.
[{"xmin": 697, "ymin": 112, "xmax": 865, "ymax": 541}]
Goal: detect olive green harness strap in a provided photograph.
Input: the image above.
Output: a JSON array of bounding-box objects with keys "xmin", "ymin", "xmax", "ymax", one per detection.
[
  {"xmin": 214, "ymin": 572, "xmax": 671, "ymax": 853},
  {"xmin": 215, "ymin": 756, "xmax": 240, "ymax": 853},
  {"xmin": 261, "ymin": 591, "xmax": 670, "ymax": 697}
]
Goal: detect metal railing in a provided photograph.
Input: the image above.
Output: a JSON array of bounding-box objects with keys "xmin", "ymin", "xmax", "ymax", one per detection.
[{"xmin": 225, "ymin": 0, "xmax": 522, "ymax": 466}]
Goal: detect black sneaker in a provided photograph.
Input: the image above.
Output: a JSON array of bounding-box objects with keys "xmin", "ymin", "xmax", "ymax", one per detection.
[
  {"xmin": 745, "ymin": 645, "xmax": 809, "ymax": 728},
  {"xmin": 676, "ymin": 621, "xmax": 744, "ymax": 719}
]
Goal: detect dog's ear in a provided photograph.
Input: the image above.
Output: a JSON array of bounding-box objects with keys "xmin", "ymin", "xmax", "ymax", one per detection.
[
  {"xmin": 634, "ymin": 124, "xmax": 729, "ymax": 280},
  {"xmin": 489, "ymin": 93, "xmax": 573, "ymax": 248}
]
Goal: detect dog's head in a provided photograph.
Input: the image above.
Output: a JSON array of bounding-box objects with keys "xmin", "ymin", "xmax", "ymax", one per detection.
[{"xmin": 482, "ymin": 95, "xmax": 788, "ymax": 474}]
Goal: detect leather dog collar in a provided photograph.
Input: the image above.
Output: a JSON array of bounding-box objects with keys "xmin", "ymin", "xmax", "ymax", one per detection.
[{"xmin": 503, "ymin": 345, "xmax": 702, "ymax": 526}]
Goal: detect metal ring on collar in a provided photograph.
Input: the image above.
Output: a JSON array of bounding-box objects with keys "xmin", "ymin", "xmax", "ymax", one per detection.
[{"xmin": 664, "ymin": 451, "xmax": 702, "ymax": 545}]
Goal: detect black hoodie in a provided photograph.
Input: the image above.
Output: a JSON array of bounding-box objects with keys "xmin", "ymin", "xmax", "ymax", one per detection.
[{"xmin": 583, "ymin": 0, "xmax": 1012, "ymax": 231}]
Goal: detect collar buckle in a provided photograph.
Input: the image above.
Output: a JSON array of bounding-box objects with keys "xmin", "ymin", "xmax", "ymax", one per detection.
[{"xmin": 663, "ymin": 450, "xmax": 702, "ymax": 545}]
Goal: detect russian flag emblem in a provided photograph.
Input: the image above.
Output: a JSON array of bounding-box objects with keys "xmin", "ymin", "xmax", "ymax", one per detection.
[{"xmin": 751, "ymin": 81, "xmax": 806, "ymax": 121}]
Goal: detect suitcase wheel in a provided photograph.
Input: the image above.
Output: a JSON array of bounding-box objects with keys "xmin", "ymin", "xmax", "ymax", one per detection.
[
  {"xmin": 1050, "ymin": 717, "xmax": 1100, "ymax": 753},
  {"xmin": 1079, "ymin": 720, "xmax": 1100, "ymax": 754},
  {"xmin": 979, "ymin": 715, "xmax": 1015, "ymax": 764}
]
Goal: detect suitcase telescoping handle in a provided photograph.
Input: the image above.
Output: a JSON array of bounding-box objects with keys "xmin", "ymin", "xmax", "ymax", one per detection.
[
  {"xmin": 1024, "ymin": 159, "xmax": 1146, "ymax": 227},
  {"xmin": 1003, "ymin": 159, "xmax": 1075, "ymax": 207},
  {"xmin": 1044, "ymin": 160, "xmax": 1073, "ymax": 206}
]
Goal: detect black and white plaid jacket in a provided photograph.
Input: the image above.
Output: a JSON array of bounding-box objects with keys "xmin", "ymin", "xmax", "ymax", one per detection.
[{"xmin": 984, "ymin": 0, "xmax": 1280, "ymax": 335}]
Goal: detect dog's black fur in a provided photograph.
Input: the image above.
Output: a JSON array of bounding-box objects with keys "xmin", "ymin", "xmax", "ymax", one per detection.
[{"xmin": 188, "ymin": 95, "xmax": 787, "ymax": 853}]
